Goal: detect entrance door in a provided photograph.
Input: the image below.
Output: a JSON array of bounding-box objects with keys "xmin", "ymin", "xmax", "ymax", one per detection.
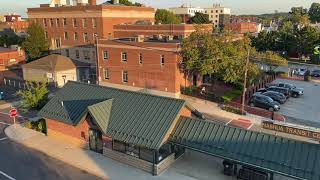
[
  {"xmin": 89, "ymin": 129, "xmax": 103, "ymax": 154},
  {"xmin": 193, "ymin": 74, "xmax": 197, "ymax": 86}
]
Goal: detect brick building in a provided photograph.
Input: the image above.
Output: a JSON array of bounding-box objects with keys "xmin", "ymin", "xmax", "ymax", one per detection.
[
  {"xmin": 224, "ymin": 22, "xmax": 258, "ymax": 34},
  {"xmin": 27, "ymin": 0, "xmax": 155, "ymax": 50},
  {"xmin": 6, "ymin": 21, "xmax": 29, "ymax": 33},
  {"xmin": 4, "ymin": 14, "xmax": 22, "ymax": 22},
  {"xmin": 113, "ymin": 24, "xmax": 213, "ymax": 39},
  {"xmin": 0, "ymin": 47, "xmax": 25, "ymax": 71},
  {"xmin": 97, "ymin": 37, "xmax": 195, "ymax": 97}
]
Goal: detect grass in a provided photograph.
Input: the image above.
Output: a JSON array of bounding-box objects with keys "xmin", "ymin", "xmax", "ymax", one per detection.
[{"xmin": 222, "ymin": 89, "xmax": 242, "ymax": 103}]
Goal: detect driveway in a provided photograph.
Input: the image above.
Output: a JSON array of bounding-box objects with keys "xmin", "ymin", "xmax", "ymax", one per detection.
[{"xmin": 273, "ymin": 79, "xmax": 320, "ymax": 127}]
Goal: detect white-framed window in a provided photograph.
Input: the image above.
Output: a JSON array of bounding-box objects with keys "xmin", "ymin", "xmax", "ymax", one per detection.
[
  {"xmin": 103, "ymin": 51, "xmax": 108, "ymax": 60},
  {"xmin": 43, "ymin": 19, "xmax": 47, "ymax": 27},
  {"xmin": 74, "ymin": 32, "xmax": 78, "ymax": 40},
  {"xmin": 82, "ymin": 18, "xmax": 87, "ymax": 28},
  {"xmin": 83, "ymin": 33, "xmax": 88, "ymax": 42},
  {"xmin": 64, "ymin": 32, "xmax": 68, "ymax": 40},
  {"xmin": 75, "ymin": 50, "xmax": 80, "ymax": 59},
  {"xmin": 83, "ymin": 50, "xmax": 90, "ymax": 60},
  {"xmin": 160, "ymin": 55, "xmax": 165, "ymax": 66},
  {"xmin": 121, "ymin": 52, "xmax": 127, "ymax": 62},
  {"xmin": 73, "ymin": 18, "xmax": 77, "ymax": 27},
  {"xmin": 92, "ymin": 18, "xmax": 97, "ymax": 28},
  {"xmin": 122, "ymin": 70, "xmax": 128, "ymax": 83},
  {"xmin": 104, "ymin": 69, "xmax": 109, "ymax": 80},
  {"xmin": 63, "ymin": 18, "xmax": 67, "ymax": 26},
  {"xmin": 139, "ymin": 53, "xmax": 143, "ymax": 64}
]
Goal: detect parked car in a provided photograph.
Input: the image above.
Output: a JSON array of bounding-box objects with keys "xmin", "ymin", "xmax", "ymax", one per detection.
[
  {"xmin": 294, "ymin": 68, "xmax": 307, "ymax": 76},
  {"xmin": 249, "ymin": 94, "xmax": 280, "ymax": 111},
  {"xmin": 311, "ymin": 70, "xmax": 320, "ymax": 77},
  {"xmin": 266, "ymin": 82, "xmax": 304, "ymax": 98},
  {"xmin": 266, "ymin": 86, "xmax": 291, "ymax": 99},
  {"xmin": 261, "ymin": 91, "xmax": 287, "ymax": 104}
]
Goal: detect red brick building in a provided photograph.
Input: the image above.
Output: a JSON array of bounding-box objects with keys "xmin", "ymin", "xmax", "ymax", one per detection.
[
  {"xmin": 113, "ymin": 24, "xmax": 213, "ymax": 39},
  {"xmin": 6, "ymin": 21, "xmax": 29, "ymax": 33},
  {"xmin": 27, "ymin": 1, "xmax": 155, "ymax": 50},
  {"xmin": 224, "ymin": 22, "xmax": 258, "ymax": 34},
  {"xmin": 97, "ymin": 37, "xmax": 192, "ymax": 97},
  {"xmin": 4, "ymin": 14, "xmax": 22, "ymax": 22},
  {"xmin": 0, "ymin": 47, "xmax": 25, "ymax": 71}
]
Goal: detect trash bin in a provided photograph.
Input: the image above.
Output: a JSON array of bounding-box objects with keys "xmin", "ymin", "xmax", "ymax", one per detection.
[{"xmin": 223, "ymin": 160, "xmax": 234, "ymax": 176}]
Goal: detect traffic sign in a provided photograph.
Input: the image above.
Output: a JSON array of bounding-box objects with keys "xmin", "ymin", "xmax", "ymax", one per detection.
[{"xmin": 9, "ymin": 108, "xmax": 17, "ymax": 118}]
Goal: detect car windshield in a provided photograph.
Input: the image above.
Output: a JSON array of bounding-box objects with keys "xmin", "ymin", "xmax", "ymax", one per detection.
[{"xmin": 265, "ymin": 96, "xmax": 274, "ymax": 103}]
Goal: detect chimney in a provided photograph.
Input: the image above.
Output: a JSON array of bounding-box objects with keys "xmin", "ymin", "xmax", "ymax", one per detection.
[
  {"xmin": 113, "ymin": 0, "xmax": 119, "ymax": 4},
  {"xmin": 88, "ymin": 0, "xmax": 96, "ymax": 5}
]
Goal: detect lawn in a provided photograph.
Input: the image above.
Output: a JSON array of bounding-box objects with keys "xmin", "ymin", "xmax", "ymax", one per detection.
[{"xmin": 221, "ymin": 89, "xmax": 242, "ymax": 103}]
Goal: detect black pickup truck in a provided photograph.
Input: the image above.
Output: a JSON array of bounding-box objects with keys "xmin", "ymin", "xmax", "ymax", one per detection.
[{"xmin": 266, "ymin": 82, "xmax": 304, "ymax": 98}]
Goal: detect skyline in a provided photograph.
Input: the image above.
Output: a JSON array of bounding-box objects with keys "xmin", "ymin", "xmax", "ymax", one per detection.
[{"xmin": 0, "ymin": 0, "xmax": 316, "ymax": 17}]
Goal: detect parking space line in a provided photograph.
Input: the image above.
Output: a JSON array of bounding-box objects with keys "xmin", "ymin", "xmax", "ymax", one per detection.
[
  {"xmin": 225, "ymin": 119, "xmax": 233, "ymax": 125},
  {"xmin": 0, "ymin": 122, "xmax": 11, "ymax": 126},
  {"xmin": 0, "ymin": 170, "xmax": 16, "ymax": 180},
  {"xmin": 0, "ymin": 137, "xmax": 8, "ymax": 141}
]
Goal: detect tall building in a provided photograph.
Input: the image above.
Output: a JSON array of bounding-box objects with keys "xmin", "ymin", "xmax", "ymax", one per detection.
[
  {"xmin": 169, "ymin": 4, "xmax": 204, "ymax": 23},
  {"xmin": 27, "ymin": 0, "xmax": 155, "ymax": 50},
  {"xmin": 203, "ymin": 4, "xmax": 231, "ymax": 28}
]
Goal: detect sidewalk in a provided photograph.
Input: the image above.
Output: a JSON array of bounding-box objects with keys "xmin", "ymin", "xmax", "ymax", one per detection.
[{"xmin": 4, "ymin": 125, "xmax": 222, "ymax": 180}]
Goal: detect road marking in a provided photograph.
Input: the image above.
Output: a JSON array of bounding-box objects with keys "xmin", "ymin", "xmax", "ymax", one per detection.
[
  {"xmin": 0, "ymin": 170, "xmax": 16, "ymax": 180},
  {"xmin": 225, "ymin": 119, "xmax": 233, "ymax": 125},
  {"xmin": 247, "ymin": 124, "xmax": 254, "ymax": 130},
  {"xmin": 0, "ymin": 137, "xmax": 7, "ymax": 141},
  {"xmin": 0, "ymin": 122, "xmax": 11, "ymax": 126}
]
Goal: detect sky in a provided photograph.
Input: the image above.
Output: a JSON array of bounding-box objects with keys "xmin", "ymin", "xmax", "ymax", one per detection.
[{"xmin": 0, "ymin": 0, "xmax": 316, "ymax": 17}]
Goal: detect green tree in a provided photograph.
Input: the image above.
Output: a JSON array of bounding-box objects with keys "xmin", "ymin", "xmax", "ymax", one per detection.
[
  {"xmin": 289, "ymin": 7, "xmax": 310, "ymax": 26},
  {"xmin": 294, "ymin": 26, "xmax": 320, "ymax": 59},
  {"xmin": 188, "ymin": 12, "xmax": 211, "ymax": 24},
  {"xmin": 155, "ymin": 9, "xmax": 181, "ymax": 24},
  {"xmin": 251, "ymin": 50, "xmax": 288, "ymax": 72},
  {"xmin": 17, "ymin": 82, "xmax": 49, "ymax": 111},
  {"xmin": 309, "ymin": 3, "xmax": 320, "ymax": 23},
  {"xmin": 22, "ymin": 22, "xmax": 49, "ymax": 60},
  {"xmin": 108, "ymin": 0, "xmax": 142, "ymax": 6},
  {"xmin": 251, "ymin": 30, "xmax": 279, "ymax": 52}
]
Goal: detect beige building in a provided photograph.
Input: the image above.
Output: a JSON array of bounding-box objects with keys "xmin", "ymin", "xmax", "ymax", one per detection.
[
  {"xmin": 204, "ymin": 4, "xmax": 231, "ymax": 28},
  {"xmin": 22, "ymin": 54, "xmax": 84, "ymax": 87}
]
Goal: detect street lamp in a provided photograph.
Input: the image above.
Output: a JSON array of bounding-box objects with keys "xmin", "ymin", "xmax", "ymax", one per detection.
[
  {"xmin": 241, "ymin": 48, "xmax": 250, "ymax": 115},
  {"xmin": 94, "ymin": 34, "xmax": 100, "ymax": 85}
]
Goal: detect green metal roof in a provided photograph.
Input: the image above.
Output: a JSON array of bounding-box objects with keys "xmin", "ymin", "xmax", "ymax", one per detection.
[
  {"xmin": 170, "ymin": 117, "xmax": 320, "ymax": 180},
  {"xmin": 38, "ymin": 81, "xmax": 186, "ymax": 149}
]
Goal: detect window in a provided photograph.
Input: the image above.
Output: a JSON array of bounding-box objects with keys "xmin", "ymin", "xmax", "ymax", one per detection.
[
  {"xmin": 82, "ymin": 18, "xmax": 87, "ymax": 27},
  {"xmin": 122, "ymin": 71, "xmax": 128, "ymax": 83},
  {"xmin": 50, "ymin": 18, "xmax": 54, "ymax": 26},
  {"xmin": 221, "ymin": 10, "xmax": 223, "ymax": 13},
  {"xmin": 92, "ymin": 18, "xmax": 97, "ymax": 28},
  {"xmin": 63, "ymin": 18, "xmax": 67, "ymax": 26},
  {"xmin": 211, "ymin": 10, "xmax": 214, "ymax": 13},
  {"xmin": 216, "ymin": 15, "xmax": 218, "ymax": 18},
  {"xmin": 93, "ymin": 33, "xmax": 97, "ymax": 40},
  {"xmin": 74, "ymin": 32, "xmax": 78, "ymax": 40},
  {"xmin": 65, "ymin": 49, "xmax": 70, "ymax": 57},
  {"xmin": 73, "ymin": 18, "xmax": 77, "ymax": 27},
  {"xmin": 121, "ymin": 52, "xmax": 127, "ymax": 62},
  {"xmin": 205, "ymin": 11, "xmax": 207, "ymax": 13},
  {"xmin": 83, "ymin": 33, "xmax": 88, "ymax": 42},
  {"xmin": 83, "ymin": 50, "xmax": 90, "ymax": 60},
  {"xmin": 45, "ymin": 31, "xmax": 48, "ymax": 39},
  {"xmin": 160, "ymin": 55, "xmax": 165, "ymax": 66},
  {"xmin": 75, "ymin": 50, "xmax": 80, "ymax": 59},
  {"xmin": 216, "ymin": 10, "xmax": 218, "ymax": 13},
  {"xmin": 64, "ymin": 32, "xmax": 69, "ymax": 40},
  {"xmin": 103, "ymin": 51, "xmax": 108, "ymax": 60},
  {"xmin": 56, "ymin": 18, "xmax": 60, "ymax": 27},
  {"xmin": 139, "ymin": 53, "xmax": 143, "ymax": 64},
  {"xmin": 43, "ymin": 19, "xmax": 47, "ymax": 27},
  {"xmin": 104, "ymin": 69, "xmax": 109, "ymax": 80}
]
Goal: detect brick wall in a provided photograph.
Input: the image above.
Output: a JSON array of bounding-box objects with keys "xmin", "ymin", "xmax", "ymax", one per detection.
[{"xmin": 0, "ymin": 49, "xmax": 25, "ymax": 71}]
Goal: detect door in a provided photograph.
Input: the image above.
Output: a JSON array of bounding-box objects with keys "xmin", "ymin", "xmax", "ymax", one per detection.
[
  {"xmin": 193, "ymin": 74, "xmax": 197, "ymax": 86},
  {"xmin": 89, "ymin": 129, "xmax": 103, "ymax": 154}
]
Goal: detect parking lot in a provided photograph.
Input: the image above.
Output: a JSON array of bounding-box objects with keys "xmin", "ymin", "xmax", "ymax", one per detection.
[{"xmin": 272, "ymin": 79, "xmax": 320, "ymax": 128}]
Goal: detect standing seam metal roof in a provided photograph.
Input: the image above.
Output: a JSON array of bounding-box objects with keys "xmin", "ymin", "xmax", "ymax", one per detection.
[{"xmin": 170, "ymin": 117, "xmax": 320, "ymax": 180}]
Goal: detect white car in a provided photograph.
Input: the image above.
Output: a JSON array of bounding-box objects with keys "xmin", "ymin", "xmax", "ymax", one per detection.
[{"xmin": 294, "ymin": 68, "xmax": 307, "ymax": 76}]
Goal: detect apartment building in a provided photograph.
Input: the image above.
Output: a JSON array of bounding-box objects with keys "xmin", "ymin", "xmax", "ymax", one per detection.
[
  {"xmin": 204, "ymin": 4, "xmax": 231, "ymax": 28},
  {"xmin": 27, "ymin": 0, "xmax": 155, "ymax": 50},
  {"xmin": 97, "ymin": 37, "xmax": 194, "ymax": 97},
  {"xmin": 169, "ymin": 4, "xmax": 204, "ymax": 23}
]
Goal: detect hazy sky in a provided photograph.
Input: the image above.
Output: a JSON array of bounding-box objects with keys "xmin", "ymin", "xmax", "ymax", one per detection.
[{"xmin": 0, "ymin": 0, "xmax": 316, "ymax": 17}]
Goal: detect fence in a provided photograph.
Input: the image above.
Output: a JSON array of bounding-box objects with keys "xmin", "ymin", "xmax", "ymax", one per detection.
[{"xmin": 3, "ymin": 77, "xmax": 28, "ymax": 90}]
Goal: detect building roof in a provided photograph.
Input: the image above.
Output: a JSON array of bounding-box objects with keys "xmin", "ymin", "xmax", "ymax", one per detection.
[
  {"xmin": 22, "ymin": 54, "xmax": 76, "ymax": 71},
  {"xmin": 38, "ymin": 81, "xmax": 186, "ymax": 149},
  {"xmin": 0, "ymin": 47, "xmax": 15, "ymax": 53},
  {"xmin": 170, "ymin": 117, "xmax": 320, "ymax": 180}
]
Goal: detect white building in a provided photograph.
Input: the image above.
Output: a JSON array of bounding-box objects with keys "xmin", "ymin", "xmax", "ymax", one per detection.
[
  {"xmin": 204, "ymin": 4, "xmax": 231, "ymax": 28},
  {"xmin": 169, "ymin": 4, "xmax": 204, "ymax": 17},
  {"xmin": 50, "ymin": 0, "xmax": 88, "ymax": 7}
]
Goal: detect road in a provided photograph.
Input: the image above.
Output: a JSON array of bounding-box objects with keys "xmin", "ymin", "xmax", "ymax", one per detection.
[{"xmin": 0, "ymin": 114, "xmax": 102, "ymax": 180}]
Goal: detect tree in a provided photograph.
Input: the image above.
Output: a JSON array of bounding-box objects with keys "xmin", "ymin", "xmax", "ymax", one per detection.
[
  {"xmin": 17, "ymin": 82, "xmax": 49, "ymax": 111},
  {"xmin": 188, "ymin": 12, "xmax": 211, "ymax": 24},
  {"xmin": 251, "ymin": 50, "xmax": 288, "ymax": 72},
  {"xmin": 155, "ymin": 9, "xmax": 181, "ymax": 24},
  {"xmin": 309, "ymin": 3, "xmax": 320, "ymax": 23},
  {"xmin": 251, "ymin": 30, "xmax": 279, "ymax": 52},
  {"xmin": 289, "ymin": 7, "xmax": 310, "ymax": 26},
  {"xmin": 108, "ymin": 0, "xmax": 142, "ymax": 6},
  {"xmin": 22, "ymin": 22, "xmax": 49, "ymax": 60},
  {"xmin": 294, "ymin": 26, "xmax": 320, "ymax": 59}
]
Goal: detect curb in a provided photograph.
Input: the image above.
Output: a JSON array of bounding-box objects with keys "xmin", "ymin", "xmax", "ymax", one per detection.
[{"xmin": 4, "ymin": 125, "xmax": 108, "ymax": 180}]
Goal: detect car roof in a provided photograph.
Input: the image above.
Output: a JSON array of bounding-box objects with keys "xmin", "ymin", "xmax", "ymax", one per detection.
[
  {"xmin": 263, "ymin": 91, "xmax": 281, "ymax": 95},
  {"xmin": 268, "ymin": 86, "xmax": 288, "ymax": 90}
]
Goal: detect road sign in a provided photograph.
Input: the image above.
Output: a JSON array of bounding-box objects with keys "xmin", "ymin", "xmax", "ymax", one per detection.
[{"xmin": 9, "ymin": 108, "xmax": 17, "ymax": 118}]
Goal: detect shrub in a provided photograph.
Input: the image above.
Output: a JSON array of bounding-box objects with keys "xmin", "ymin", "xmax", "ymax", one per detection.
[
  {"xmin": 24, "ymin": 119, "xmax": 47, "ymax": 134},
  {"xmin": 221, "ymin": 105, "xmax": 246, "ymax": 115},
  {"xmin": 222, "ymin": 89, "xmax": 242, "ymax": 103}
]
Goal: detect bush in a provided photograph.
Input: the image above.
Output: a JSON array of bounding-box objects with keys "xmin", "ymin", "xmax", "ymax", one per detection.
[
  {"xmin": 221, "ymin": 105, "xmax": 246, "ymax": 115},
  {"xmin": 24, "ymin": 119, "xmax": 47, "ymax": 134},
  {"xmin": 222, "ymin": 89, "xmax": 242, "ymax": 103}
]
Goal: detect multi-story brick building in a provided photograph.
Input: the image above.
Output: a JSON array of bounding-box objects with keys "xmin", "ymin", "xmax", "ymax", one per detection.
[
  {"xmin": 113, "ymin": 24, "xmax": 213, "ymax": 39},
  {"xmin": 97, "ymin": 37, "xmax": 195, "ymax": 97},
  {"xmin": 27, "ymin": 0, "xmax": 155, "ymax": 50},
  {"xmin": 0, "ymin": 47, "xmax": 25, "ymax": 71},
  {"xmin": 224, "ymin": 22, "xmax": 259, "ymax": 34}
]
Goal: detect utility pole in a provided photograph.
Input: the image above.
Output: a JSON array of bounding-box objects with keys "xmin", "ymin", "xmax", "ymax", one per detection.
[
  {"xmin": 241, "ymin": 48, "xmax": 250, "ymax": 115},
  {"xmin": 95, "ymin": 34, "xmax": 100, "ymax": 85}
]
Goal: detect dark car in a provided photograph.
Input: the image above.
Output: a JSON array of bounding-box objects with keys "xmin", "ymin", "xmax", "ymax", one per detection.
[
  {"xmin": 266, "ymin": 86, "xmax": 291, "ymax": 99},
  {"xmin": 261, "ymin": 91, "xmax": 287, "ymax": 104},
  {"xmin": 269, "ymin": 82, "xmax": 304, "ymax": 98},
  {"xmin": 311, "ymin": 70, "xmax": 320, "ymax": 77},
  {"xmin": 249, "ymin": 94, "xmax": 280, "ymax": 111}
]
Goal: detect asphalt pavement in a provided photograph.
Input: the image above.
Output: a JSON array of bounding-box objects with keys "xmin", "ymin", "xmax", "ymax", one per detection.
[{"xmin": 0, "ymin": 115, "xmax": 102, "ymax": 180}]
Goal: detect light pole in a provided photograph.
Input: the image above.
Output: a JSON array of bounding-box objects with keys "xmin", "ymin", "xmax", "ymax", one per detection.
[
  {"xmin": 241, "ymin": 48, "xmax": 250, "ymax": 115},
  {"xmin": 94, "ymin": 34, "xmax": 100, "ymax": 85}
]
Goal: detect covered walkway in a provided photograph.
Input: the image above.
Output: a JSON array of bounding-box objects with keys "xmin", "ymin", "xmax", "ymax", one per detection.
[{"xmin": 170, "ymin": 117, "xmax": 320, "ymax": 180}]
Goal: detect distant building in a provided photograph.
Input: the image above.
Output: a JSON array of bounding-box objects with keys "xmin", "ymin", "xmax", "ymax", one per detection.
[
  {"xmin": 22, "ymin": 54, "xmax": 91, "ymax": 87},
  {"xmin": 27, "ymin": 0, "xmax": 155, "ymax": 50},
  {"xmin": 113, "ymin": 24, "xmax": 213, "ymax": 39},
  {"xmin": 0, "ymin": 46, "xmax": 25, "ymax": 71},
  {"xmin": 6, "ymin": 21, "xmax": 29, "ymax": 33},
  {"xmin": 203, "ymin": 4, "xmax": 231, "ymax": 28},
  {"xmin": 169, "ymin": 4, "xmax": 204, "ymax": 23},
  {"xmin": 4, "ymin": 14, "xmax": 22, "ymax": 22},
  {"xmin": 224, "ymin": 22, "xmax": 259, "ymax": 34},
  {"xmin": 230, "ymin": 16, "xmax": 258, "ymax": 23}
]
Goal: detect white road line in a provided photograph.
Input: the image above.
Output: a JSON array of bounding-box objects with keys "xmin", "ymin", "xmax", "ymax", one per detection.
[
  {"xmin": 247, "ymin": 124, "xmax": 254, "ymax": 130},
  {"xmin": 0, "ymin": 170, "xmax": 16, "ymax": 180},
  {"xmin": 225, "ymin": 119, "xmax": 233, "ymax": 125},
  {"xmin": 0, "ymin": 122, "xmax": 11, "ymax": 126},
  {"xmin": 0, "ymin": 137, "xmax": 8, "ymax": 141}
]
